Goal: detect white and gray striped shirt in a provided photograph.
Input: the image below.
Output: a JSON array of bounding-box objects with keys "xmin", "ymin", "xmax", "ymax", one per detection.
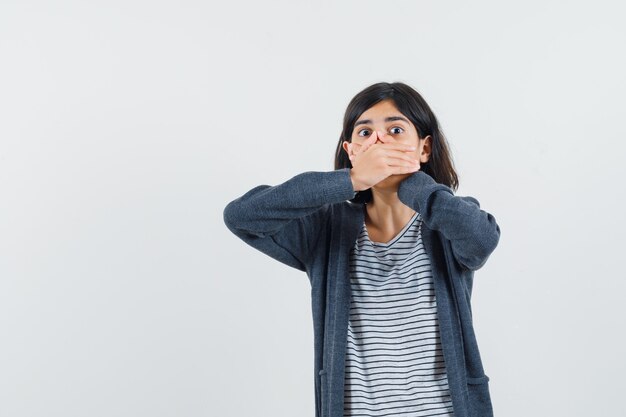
[{"xmin": 343, "ymin": 211, "xmax": 455, "ymax": 417}]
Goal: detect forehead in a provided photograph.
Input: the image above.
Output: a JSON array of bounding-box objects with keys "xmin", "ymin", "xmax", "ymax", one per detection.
[{"xmin": 354, "ymin": 100, "xmax": 410, "ymax": 126}]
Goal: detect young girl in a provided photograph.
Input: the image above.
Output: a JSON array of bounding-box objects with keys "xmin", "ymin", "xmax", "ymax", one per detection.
[{"xmin": 223, "ymin": 82, "xmax": 501, "ymax": 417}]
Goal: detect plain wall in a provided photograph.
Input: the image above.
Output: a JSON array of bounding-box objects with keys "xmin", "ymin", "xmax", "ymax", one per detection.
[{"xmin": 1, "ymin": 0, "xmax": 625, "ymax": 416}]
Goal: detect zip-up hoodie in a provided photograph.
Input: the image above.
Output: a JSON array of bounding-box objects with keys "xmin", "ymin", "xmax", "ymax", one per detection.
[{"xmin": 222, "ymin": 167, "xmax": 501, "ymax": 417}]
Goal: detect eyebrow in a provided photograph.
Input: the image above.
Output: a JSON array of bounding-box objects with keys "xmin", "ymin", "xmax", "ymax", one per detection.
[{"xmin": 354, "ymin": 116, "xmax": 410, "ymax": 127}]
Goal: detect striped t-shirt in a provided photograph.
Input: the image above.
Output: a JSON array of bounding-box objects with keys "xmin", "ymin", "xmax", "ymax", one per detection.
[{"xmin": 343, "ymin": 210, "xmax": 455, "ymax": 417}]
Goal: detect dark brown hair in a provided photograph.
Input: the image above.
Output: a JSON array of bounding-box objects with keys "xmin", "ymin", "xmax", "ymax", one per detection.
[{"xmin": 333, "ymin": 81, "xmax": 459, "ymax": 204}]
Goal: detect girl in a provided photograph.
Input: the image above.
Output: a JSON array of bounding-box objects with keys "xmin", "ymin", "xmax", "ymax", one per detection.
[{"xmin": 223, "ymin": 82, "xmax": 501, "ymax": 417}]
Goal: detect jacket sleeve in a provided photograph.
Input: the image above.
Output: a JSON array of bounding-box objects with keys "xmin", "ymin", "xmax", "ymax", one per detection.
[
  {"xmin": 397, "ymin": 171, "xmax": 501, "ymax": 271},
  {"xmin": 222, "ymin": 168, "xmax": 357, "ymax": 272}
]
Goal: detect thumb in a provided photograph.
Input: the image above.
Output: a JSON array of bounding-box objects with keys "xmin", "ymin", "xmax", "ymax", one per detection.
[
  {"xmin": 368, "ymin": 131, "xmax": 380, "ymax": 146},
  {"xmin": 360, "ymin": 132, "xmax": 378, "ymax": 153}
]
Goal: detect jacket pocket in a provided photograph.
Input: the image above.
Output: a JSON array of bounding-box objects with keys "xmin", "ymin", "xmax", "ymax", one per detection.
[{"xmin": 466, "ymin": 374, "xmax": 494, "ymax": 417}]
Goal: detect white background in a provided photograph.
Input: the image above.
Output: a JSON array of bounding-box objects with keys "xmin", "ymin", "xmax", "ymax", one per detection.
[{"xmin": 1, "ymin": 1, "xmax": 625, "ymax": 416}]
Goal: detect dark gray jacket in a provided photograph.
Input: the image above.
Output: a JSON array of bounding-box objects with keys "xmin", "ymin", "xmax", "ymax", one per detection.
[{"xmin": 223, "ymin": 167, "xmax": 501, "ymax": 417}]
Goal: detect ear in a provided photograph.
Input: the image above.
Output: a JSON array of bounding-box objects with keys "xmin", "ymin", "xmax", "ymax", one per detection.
[
  {"xmin": 420, "ymin": 135, "xmax": 432, "ymax": 163},
  {"xmin": 342, "ymin": 141, "xmax": 350, "ymax": 155}
]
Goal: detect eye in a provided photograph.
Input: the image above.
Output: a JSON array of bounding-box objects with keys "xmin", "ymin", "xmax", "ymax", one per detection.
[{"xmin": 356, "ymin": 126, "xmax": 404, "ymax": 137}]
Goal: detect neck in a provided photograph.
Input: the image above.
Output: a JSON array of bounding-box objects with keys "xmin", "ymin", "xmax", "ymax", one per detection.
[{"xmin": 365, "ymin": 186, "xmax": 416, "ymax": 230}]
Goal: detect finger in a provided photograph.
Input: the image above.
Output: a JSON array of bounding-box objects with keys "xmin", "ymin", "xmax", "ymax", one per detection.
[
  {"xmin": 367, "ymin": 131, "xmax": 380, "ymax": 146},
  {"xmin": 359, "ymin": 132, "xmax": 379, "ymax": 153},
  {"xmin": 359, "ymin": 143, "xmax": 373, "ymax": 155},
  {"xmin": 385, "ymin": 156, "xmax": 421, "ymax": 173},
  {"xmin": 374, "ymin": 146, "xmax": 419, "ymax": 164},
  {"xmin": 384, "ymin": 153, "xmax": 421, "ymax": 168},
  {"xmin": 378, "ymin": 142, "xmax": 417, "ymax": 152},
  {"xmin": 388, "ymin": 164, "xmax": 421, "ymax": 175},
  {"xmin": 351, "ymin": 140, "xmax": 372, "ymax": 159},
  {"xmin": 353, "ymin": 131, "xmax": 384, "ymax": 158}
]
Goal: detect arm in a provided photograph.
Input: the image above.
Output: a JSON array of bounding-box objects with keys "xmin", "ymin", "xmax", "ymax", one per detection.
[
  {"xmin": 397, "ymin": 171, "xmax": 501, "ymax": 271},
  {"xmin": 222, "ymin": 168, "xmax": 356, "ymax": 272}
]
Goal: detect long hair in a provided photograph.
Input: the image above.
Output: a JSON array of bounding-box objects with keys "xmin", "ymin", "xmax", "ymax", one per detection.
[{"xmin": 334, "ymin": 81, "xmax": 459, "ymax": 204}]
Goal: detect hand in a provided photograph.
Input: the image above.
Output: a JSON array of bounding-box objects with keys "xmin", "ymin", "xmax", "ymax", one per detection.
[{"xmin": 346, "ymin": 130, "xmax": 420, "ymax": 192}]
